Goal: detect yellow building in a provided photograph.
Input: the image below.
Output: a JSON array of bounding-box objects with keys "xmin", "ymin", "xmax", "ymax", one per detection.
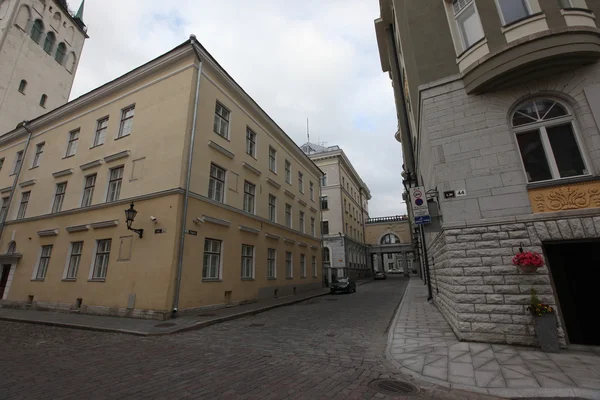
[{"xmin": 0, "ymin": 36, "xmax": 323, "ymax": 320}]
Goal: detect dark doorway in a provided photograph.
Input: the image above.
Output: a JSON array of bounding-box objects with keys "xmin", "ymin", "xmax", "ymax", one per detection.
[
  {"xmin": 545, "ymin": 241, "xmax": 600, "ymax": 346},
  {"xmin": 0, "ymin": 264, "xmax": 10, "ymax": 299}
]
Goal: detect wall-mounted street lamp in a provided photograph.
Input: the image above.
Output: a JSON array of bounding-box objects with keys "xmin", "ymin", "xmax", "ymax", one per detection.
[{"xmin": 125, "ymin": 202, "xmax": 144, "ymax": 238}]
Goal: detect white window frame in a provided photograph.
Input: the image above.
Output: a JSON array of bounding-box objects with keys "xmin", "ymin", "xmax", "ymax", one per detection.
[
  {"xmin": 214, "ymin": 102, "xmax": 230, "ymax": 139},
  {"xmin": 310, "ymin": 217, "xmax": 316, "ymax": 237},
  {"xmin": 312, "ymin": 255, "xmax": 318, "ymax": 278},
  {"xmin": 117, "ymin": 105, "xmax": 135, "ymax": 139},
  {"xmin": 246, "ymin": 127, "xmax": 256, "ymax": 158},
  {"xmin": 90, "ymin": 239, "xmax": 111, "ymax": 280},
  {"xmin": 208, "ymin": 163, "xmax": 226, "ymax": 203},
  {"xmin": 269, "ymin": 146, "xmax": 277, "ymax": 173},
  {"xmin": 65, "ymin": 129, "xmax": 79, "ymax": 157},
  {"xmin": 52, "ymin": 182, "xmax": 67, "ymax": 213},
  {"xmin": 17, "ymin": 191, "xmax": 30, "ymax": 219},
  {"xmin": 106, "ymin": 166, "xmax": 124, "ymax": 202},
  {"xmin": 203, "ymin": 238, "xmax": 222, "ymax": 280},
  {"xmin": 300, "ymin": 254, "xmax": 306, "ymax": 278},
  {"xmin": 285, "ymin": 160, "xmax": 291, "ymax": 184},
  {"xmin": 299, "ymin": 211, "xmax": 305, "ymax": 233},
  {"xmin": 81, "ymin": 174, "xmax": 96, "ymax": 207},
  {"xmin": 322, "ymin": 220, "xmax": 329, "ymax": 235},
  {"xmin": 268, "ymin": 194, "xmax": 277, "ymax": 222},
  {"xmin": 285, "ymin": 203, "xmax": 292, "ymax": 228},
  {"xmin": 241, "ymin": 244, "xmax": 254, "ymax": 279},
  {"xmin": 93, "ymin": 117, "xmax": 109, "ymax": 147},
  {"xmin": 298, "ymin": 172, "xmax": 304, "ymax": 193},
  {"xmin": 267, "ymin": 248, "xmax": 277, "ymax": 279},
  {"xmin": 32, "ymin": 245, "xmax": 53, "ymax": 280},
  {"xmin": 31, "ymin": 142, "xmax": 44, "ymax": 168},
  {"xmin": 451, "ymin": 0, "xmax": 485, "ymax": 51},
  {"xmin": 494, "ymin": 0, "xmax": 532, "ymax": 26},
  {"xmin": 0, "ymin": 197, "xmax": 8, "ymax": 222},
  {"xmin": 63, "ymin": 241, "xmax": 83, "ymax": 280},
  {"xmin": 285, "ymin": 251, "xmax": 293, "ymax": 278},
  {"xmin": 321, "ymin": 174, "xmax": 327, "ymax": 186},
  {"xmin": 321, "ymin": 196, "xmax": 328, "ymax": 210},
  {"xmin": 309, "ymin": 181, "xmax": 314, "ymax": 201},
  {"xmin": 12, "ymin": 150, "xmax": 23, "ymax": 175},
  {"xmin": 243, "ymin": 181, "xmax": 256, "ymax": 214}
]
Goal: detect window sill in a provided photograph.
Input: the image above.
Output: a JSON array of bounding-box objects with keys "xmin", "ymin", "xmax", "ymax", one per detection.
[
  {"xmin": 62, "ymin": 278, "xmax": 76, "ymax": 282},
  {"xmin": 88, "ymin": 278, "xmax": 106, "ymax": 282},
  {"xmin": 267, "ymin": 277, "xmax": 277, "ymax": 280},
  {"xmin": 90, "ymin": 144, "xmax": 104, "ymax": 149},
  {"xmin": 62, "ymin": 154, "xmax": 75, "ymax": 160},
  {"xmin": 31, "ymin": 278, "xmax": 45, "ymax": 282},
  {"xmin": 241, "ymin": 278, "xmax": 255, "ymax": 281},
  {"xmin": 562, "ymin": 7, "xmax": 593, "ymax": 14},
  {"xmin": 501, "ymin": 12, "xmax": 544, "ymax": 30},
  {"xmin": 526, "ymin": 175, "xmax": 598, "ymax": 190},
  {"xmin": 456, "ymin": 37, "xmax": 486, "ymax": 60},
  {"xmin": 202, "ymin": 278, "xmax": 222, "ymax": 282},
  {"xmin": 114, "ymin": 134, "xmax": 130, "ymax": 141},
  {"xmin": 29, "ymin": 166, "xmax": 39, "ymax": 170},
  {"xmin": 269, "ymin": 170, "xmax": 278, "ymax": 175},
  {"xmin": 286, "ymin": 277, "xmax": 293, "ymax": 280},
  {"xmin": 213, "ymin": 131, "xmax": 230, "ymax": 142},
  {"xmin": 246, "ymin": 153, "xmax": 257, "ymax": 160}
]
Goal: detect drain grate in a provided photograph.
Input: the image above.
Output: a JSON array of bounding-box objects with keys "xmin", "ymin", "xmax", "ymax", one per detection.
[
  {"xmin": 369, "ymin": 379, "xmax": 420, "ymax": 397},
  {"xmin": 247, "ymin": 323, "xmax": 265, "ymax": 328},
  {"xmin": 154, "ymin": 322, "xmax": 176, "ymax": 328},
  {"xmin": 197, "ymin": 313, "xmax": 217, "ymax": 317}
]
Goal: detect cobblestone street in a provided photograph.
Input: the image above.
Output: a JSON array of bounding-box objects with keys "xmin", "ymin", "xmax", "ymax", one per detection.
[{"xmin": 0, "ymin": 277, "xmax": 431, "ymax": 400}]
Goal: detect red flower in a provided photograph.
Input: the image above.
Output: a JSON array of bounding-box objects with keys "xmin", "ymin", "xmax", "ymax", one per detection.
[{"xmin": 512, "ymin": 251, "xmax": 544, "ymax": 268}]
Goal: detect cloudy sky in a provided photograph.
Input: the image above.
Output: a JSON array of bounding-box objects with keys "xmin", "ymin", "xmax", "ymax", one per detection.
[{"xmin": 69, "ymin": 0, "xmax": 406, "ymax": 217}]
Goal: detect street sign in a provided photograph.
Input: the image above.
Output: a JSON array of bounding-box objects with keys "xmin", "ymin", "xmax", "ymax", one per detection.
[
  {"xmin": 154, "ymin": 228, "xmax": 167, "ymax": 234},
  {"xmin": 185, "ymin": 229, "xmax": 198, "ymax": 236},
  {"xmin": 456, "ymin": 188, "xmax": 467, "ymax": 197},
  {"xmin": 409, "ymin": 186, "xmax": 431, "ymax": 225},
  {"xmin": 444, "ymin": 190, "xmax": 456, "ymax": 199}
]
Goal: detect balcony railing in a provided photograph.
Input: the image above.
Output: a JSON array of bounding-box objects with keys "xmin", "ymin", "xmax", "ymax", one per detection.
[{"xmin": 366, "ymin": 215, "xmax": 409, "ymax": 224}]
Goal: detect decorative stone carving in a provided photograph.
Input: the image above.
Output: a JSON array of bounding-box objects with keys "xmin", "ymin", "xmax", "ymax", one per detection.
[{"xmin": 529, "ymin": 182, "xmax": 600, "ymax": 213}]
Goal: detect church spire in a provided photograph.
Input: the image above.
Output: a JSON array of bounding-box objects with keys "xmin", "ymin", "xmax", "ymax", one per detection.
[{"xmin": 75, "ymin": 0, "xmax": 85, "ymax": 20}]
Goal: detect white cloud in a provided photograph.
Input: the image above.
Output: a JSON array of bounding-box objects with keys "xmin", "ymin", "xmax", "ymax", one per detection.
[{"xmin": 71, "ymin": 0, "xmax": 406, "ymax": 216}]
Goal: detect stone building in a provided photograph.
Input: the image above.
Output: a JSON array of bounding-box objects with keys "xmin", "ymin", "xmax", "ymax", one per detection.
[
  {"xmin": 364, "ymin": 215, "xmax": 414, "ymax": 275},
  {"xmin": 0, "ymin": 0, "xmax": 87, "ymax": 134},
  {"xmin": 375, "ymin": 0, "xmax": 600, "ymax": 347},
  {"xmin": 300, "ymin": 142, "xmax": 371, "ymax": 281},
  {"xmin": 0, "ymin": 36, "xmax": 322, "ymax": 319}
]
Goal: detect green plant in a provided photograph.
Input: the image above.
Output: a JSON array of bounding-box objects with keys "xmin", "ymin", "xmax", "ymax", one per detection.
[{"xmin": 527, "ymin": 288, "xmax": 554, "ymax": 317}]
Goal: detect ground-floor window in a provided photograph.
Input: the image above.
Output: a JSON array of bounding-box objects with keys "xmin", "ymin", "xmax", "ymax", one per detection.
[
  {"xmin": 241, "ymin": 244, "xmax": 254, "ymax": 279},
  {"xmin": 34, "ymin": 245, "xmax": 53, "ymax": 280},
  {"xmin": 92, "ymin": 239, "xmax": 111, "ymax": 279},
  {"xmin": 203, "ymin": 238, "xmax": 222, "ymax": 279},
  {"xmin": 285, "ymin": 251, "xmax": 293, "ymax": 278},
  {"xmin": 312, "ymin": 255, "xmax": 317, "ymax": 278},
  {"xmin": 300, "ymin": 254, "xmax": 306, "ymax": 278},
  {"xmin": 267, "ymin": 248, "xmax": 276, "ymax": 278}
]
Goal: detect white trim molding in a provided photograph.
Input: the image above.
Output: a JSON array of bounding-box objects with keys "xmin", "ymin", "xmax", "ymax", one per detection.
[
  {"xmin": 52, "ymin": 168, "xmax": 74, "ymax": 178},
  {"xmin": 208, "ymin": 141, "xmax": 235, "ymax": 159},
  {"xmin": 80, "ymin": 159, "xmax": 104, "ymax": 171},
  {"xmin": 37, "ymin": 228, "xmax": 59, "ymax": 237},
  {"xmin": 202, "ymin": 215, "xmax": 231, "ymax": 227},
  {"xmin": 19, "ymin": 180, "xmax": 36, "ymax": 188},
  {"xmin": 239, "ymin": 225, "xmax": 260, "ymax": 234},
  {"xmin": 104, "ymin": 150, "xmax": 131, "ymax": 163},
  {"xmin": 243, "ymin": 162, "xmax": 261, "ymax": 176},
  {"xmin": 90, "ymin": 220, "xmax": 119, "ymax": 229}
]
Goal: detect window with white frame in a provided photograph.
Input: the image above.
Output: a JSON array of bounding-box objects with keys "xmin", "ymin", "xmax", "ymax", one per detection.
[
  {"xmin": 285, "ymin": 251, "xmax": 293, "ymax": 278},
  {"xmin": 298, "ymin": 172, "xmax": 304, "ymax": 193},
  {"xmin": 65, "ymin": 129, "xmax": 79, "ymax": 157},
  {"xmin": 312, "ymin": 255, "xmax": 317, "ymax": 278},
  {"xmin": 269, "ymin": 194, "xmax": 277, "ymax": 222},
  {"xmin": 310, "ymin": 217, "xmax": 315, "ymax": 237},
  {"xmin": 241, "ymin": 244, "xmax": 254, "ymax": 279},
  {"xmin": 246, "ymin": 127, "xmax": 256, "ymax": 158},
  {"xmin": 65, "ymin": 241, "xmax": 83, "ymax": 279},
  {"xmin": 267, "ymin": 248, "xmax": 276, "ymax": 278},
  {"xmin": 32, "ymin": 142, "xmax": 44, "ymax": 168},
  {"xmin": 299, "ymin": 211, "xmax": 305, "ymax": 233},
  {"xmin": 285, "ymin": 203, "xmax": 292, "ymax": 228},
  {"xmin": 92, "ymin": 239, "xmax": 111, "ymax": 279},
  {"xmin": 512, "ymin": 99, "xmax": 588, "ymax": 183},
  {"xmin": 118, "ymin": 106, "xmax": 135, "ymax": 138},
  {"xmin": 35, "ymin": 245, "xmax": 53, "ymax": 279},
  {"xmin": 0, "ymin": 197, "xmax": 8, "ymax": 221},
  {"xmin": 309, "ymin": 181, "xmax": 314, "ymax": 201},
  {"xmin": 203, "ymin": 238, "xmax": 221, "ymax": 279},
  {"xmin": 269, "ymin": 146, "xmax": 277, "ymax": 172},
  {"xmin": 321, "ymin": 196, "xmax": 328, "ymax": 210},
  {"xmin": 0, "ymin": 158, "xmax": 4, "ymax": 172},
  {"xmin": 93, "ymin": 117, "xmax": 109, "ymax": 147},
  {"xmin": 300, "ymin": 254, "xmax": 306, "ymax": 278},
  {"xmin": 285, "ymin": 160, "xmax": 291, "ymax": 184},
  {"xmin": 81, "ymin": 174, "xmax": 96, "ymax": 207},
  {"xmin": 107, "ymin": 166, "xmax": 124, "ymax": 202},
  {"xmin": 17, "ymin": 191, "xmax": 30, "ymax": 219},
  {"xmin": 243, "ymin": 181, "xmax": 256, "ymax": 214},
  {"xmin": 52, "ymin": 182, "xmax": 67, "ymax": 213},
  {"xmin": 208, "ymin": 164, "xmax": 226, "ymax": 203},
  {"xmin": 13, "ymin": 150, "xmax": 23, "ymax": 175},
  {"xmin": 214, "ymin": 102, "xmax": 230, "ymax": 138},
  {"xmin": 322, "ymin": 221, "xmax": 329, "ymax": 235},
  {"xmin": 496, "ymin": 0, "xmax": 531, "ymax": 25},
  {"xmin": 452, "ymin": 0, "xmax": 484, "ymax": 51},
  {"xmin": 321, "ymin": 174, "xmax": 327, "ymax": 186}
]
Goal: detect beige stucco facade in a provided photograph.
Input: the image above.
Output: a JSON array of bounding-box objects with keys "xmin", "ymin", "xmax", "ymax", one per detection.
[{"xmin": 0, "ymin": 38, "xmax": 322, "ymax": 319}]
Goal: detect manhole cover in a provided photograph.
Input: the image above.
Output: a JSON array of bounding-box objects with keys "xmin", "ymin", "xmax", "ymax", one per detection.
[
  {"xmin": 247, "ymin": 323, "xmax": 265, "ymax": 328},
  {"xmin": 197, "ymin": 313, "xmax": 217, "ymax": 317},
  {"xmin": 369, "ymin": 379, "xmax": 420, "ymax": 397},
  {"xmin": 154, "ymin": 323, "xmax": 176, "ymax": 328}
]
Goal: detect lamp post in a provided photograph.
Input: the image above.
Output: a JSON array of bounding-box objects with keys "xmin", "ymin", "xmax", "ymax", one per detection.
[{"xmin": 125, "ymin": 202, "xmax": 144, "ymax": 238}]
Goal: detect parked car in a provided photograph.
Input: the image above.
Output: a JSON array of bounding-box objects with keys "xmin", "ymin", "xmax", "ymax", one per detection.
[
  {"xmin": 330, "ymin": 277, "xmax": 356, "ymax": 294},
  {"xmin": 374, "ymin": 271, "xmax": 386, "ymax": 280}
]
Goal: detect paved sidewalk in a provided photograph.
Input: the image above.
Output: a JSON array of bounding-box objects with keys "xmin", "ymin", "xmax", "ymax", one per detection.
[{"xmin": 387, "ymin": 278, "xmax": 600, "ymax": 399}]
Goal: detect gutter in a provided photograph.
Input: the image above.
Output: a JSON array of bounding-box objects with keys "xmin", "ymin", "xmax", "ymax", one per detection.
[{"xmin": 172, "ymin": 37, "xmax": 203, "ymax": 317}]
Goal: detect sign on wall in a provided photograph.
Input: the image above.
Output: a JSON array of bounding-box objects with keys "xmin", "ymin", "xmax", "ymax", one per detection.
[{"xmin": 409, "ymin": 186, "xmax": 431, "ymax": 225}]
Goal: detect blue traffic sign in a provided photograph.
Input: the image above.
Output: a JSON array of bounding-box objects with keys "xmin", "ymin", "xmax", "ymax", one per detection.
[{"xmin": 415, "ymin": 215, "xmax": 432, "ymax": 225}]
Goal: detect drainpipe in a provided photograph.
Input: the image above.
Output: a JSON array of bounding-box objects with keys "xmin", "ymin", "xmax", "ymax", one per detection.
[
  {"xmin": 359, "ymin": 187, "xmax": 369, "ymax": 275},
  {"xmin": 172, "ymin": 37, "xmax": 203, "ymax": 317},
  {"xmin": 0, "ymin": 121, "xmax": 34, "ymax": 243}
]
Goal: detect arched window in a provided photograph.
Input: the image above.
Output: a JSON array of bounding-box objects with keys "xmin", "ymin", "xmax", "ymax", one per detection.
[
  {"xmin": 381, "ymin": 233, "xmax": 400, "ymax": 245},
  {"xmin": 7, "ymin": 241, "xmax": 16, "ymax": 254},
  {"xmin": 512, "ymin": 99, "xmax": 588, "ymax": 183},
  {"xmin": 40, "ymin": 94, "xmax": 47, "ymax": 107},
  {"xmin": 55, "ymin": 43, "xmax": 66, "ymax": 64},
  {"xmin": 43, "ymin": 31, "xmax": 55, "ymax": 54},
  {"xmin": 31, "ymin": 19, "xmax": 44, "ymax": 43},
  {"xmin": 18, "ymin": 79, "xmax": 27, "ymax": 94},
  {"xmin": 66, "ymin": 51, "xmax": 77, "ymax": 73}
]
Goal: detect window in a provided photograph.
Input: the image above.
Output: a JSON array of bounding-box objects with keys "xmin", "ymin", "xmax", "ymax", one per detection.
[
  {"xmin": 285, "ymin": 160, "xmax": 291, "ymax": 184},
  {"xmin": 243, "ymin": 181, "xmax": 256, "ymax": 214},
  {"xmin": 203, "ymin": 238, "xmax": 221, "ymax": 279},
  {"xmin": 18, "ymin": 80, "xmax": 27, "ymax": 94},
  {"xmin": 309, "ymin": 181, "xmax": 314, "ymax": 200},
  {"xmin": 35, "ymin": 245, "xmax": 53, "ymax": 279},
  {"xmin": 52, "ymin": 182, "xmax": 67, "ymax": 213},
  {"xmin": 43, "ymin": 31, "xmax": 55, "ymax": 54},
  {"xmin": 285, "ymin": 251, "xmax": 293, "ymax": 278},
  {"xmin": 300, "ymin": 254, "xmax": 306, "ymax": 278},
  {"xmin": 0, "ymin": 197, "xmax": 8, "ymax": 221},
  {"xmin": 65, "ymin": 129, "xmax": 79, "ymax": 157},
  {"xmin": 208, "ymin": 164, "xmax": 226, "ymax": 203},
  {"xmin": 268, "ymin": 194, "xmax": 277, "ymax": 222},
  {"xmin": 267, "ymin": 248, "xmax": 276, "ymax": 279},
  {"xmin": 381, "ymin": 234, "xmax": 401, "ymax": 244},
  {"xmin": 31, "ymin": 19, "xmax": 43, "ymax": 43},
  {"xmin": 93, "ymin": 117, "xmax": 109, "ymax": 147},
  {"xmin": 452, "ymin": 0, "xmax": 484, "ymax": 50},
  {"xmin": 321, "ymin": 196, "xmax": 328, "ymax": 210},
  {"xmin": 321, "ymin": 174, "xmax": 327, "ymax": 186},
  {"xmin": 322, "ymin": 221, "xmax": 329, "ymax": 235},
  {"xmin": 269, "ymin": 146, "xmax": 277, "ymax": 172},
  {"xmin": 32, "ymin": 142, "xmax": 44, "ymax": 168},
  {"xmin": 342, "ymin": 177, "xmax": 345, "ymax": 187},
  {"xmin": 496, "ymin": 0, "xmax": 530, "ymax": 25},
  {"xmin": 213, "ymin": 102, "xmax": 230, "ymax": 138},
  {"xmin": 323, "ymin": 248, "xmax": 331, "ymax": 265},
  {"xmin": 107, "ymin": 166, "xmax": 124, "ymax": 202},
  {"xmin": 310, "ymin": 217, "xmax": 315, "ymax": 237},
  {"xmin": 81, "ymin": 174, "xmax": 96, "ymax": 207},
  {"xmin": 558, "ymin": 0, "xmax": 573, "ymax": 7},
  {"xmin": 17, "ymin": 191, "xmax": 29, "ymax": 219},
  {"xmin": 299, "ymin": 211, "xmax": 305, "ymax": 233},
  {"xmin": 40, "ymin": 94, "xmax": 47, "ymax": 108},
  {"xmin": 118, "ymin": 106, "xmax": 135, "ymax": 138},
  {"xmin": 241, "ymin": 244, "xmax": 254, "ymax": 279},
  {"xmin": 65, "ymin": 242, "xmax": 83, "ymax": 279},
  {"xmin": 0, "ymin": 158, "xmax": 4, "ymax": 172},
  {"xmin": 13, "ymin": 151, "xmax": 23, "ymax": 174},
  {"xmin": 92, "ymin": 239, "xmax": 111, "ymax": 279},
  {"xmin": 246, "ymin": 128, "xmax": 256, "ymax": 157},
  {"xmin": 346, "ymin": 223, "xmax": 348, "ymax": 234},
  {"xmin": 512, "ymin": 99, "xmax": 588, "ymax": 183},
  {"xmin": 298, "ymin": 172, "xmax": 304, "ymax": 193},
  {"xmin": 285, "ymin": 203, "xmax": 292, "ymax": 228},
  {"xmin": 344, "ymin": 199, "xmax": 347, "ymax": 212},
  {"xmin": 312, "ymin": 255, "xmax": 317, "ymax": 278},
  {"xmin": 55, "ymin": 42, "xmax": 66, "ymax": 64}
]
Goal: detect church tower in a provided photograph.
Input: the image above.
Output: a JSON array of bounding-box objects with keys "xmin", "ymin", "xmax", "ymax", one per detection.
[{"xmin": 0, "ymin": 0, "xmax": 87, "ymax": 134}]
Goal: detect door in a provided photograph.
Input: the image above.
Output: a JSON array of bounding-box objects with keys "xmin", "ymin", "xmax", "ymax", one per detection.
[
  {"xmin": 0, "ymin": 264, "xmax": 11, "ymax": 299},
  {"xmin": 545, "ymin": 241, "xmax": 600, "ymax": 346}
]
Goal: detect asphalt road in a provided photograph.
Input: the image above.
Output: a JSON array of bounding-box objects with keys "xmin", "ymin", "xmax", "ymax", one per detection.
[{"xmin": 0, "ymin": 276, "xmax": 411, "ymax": 400}]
